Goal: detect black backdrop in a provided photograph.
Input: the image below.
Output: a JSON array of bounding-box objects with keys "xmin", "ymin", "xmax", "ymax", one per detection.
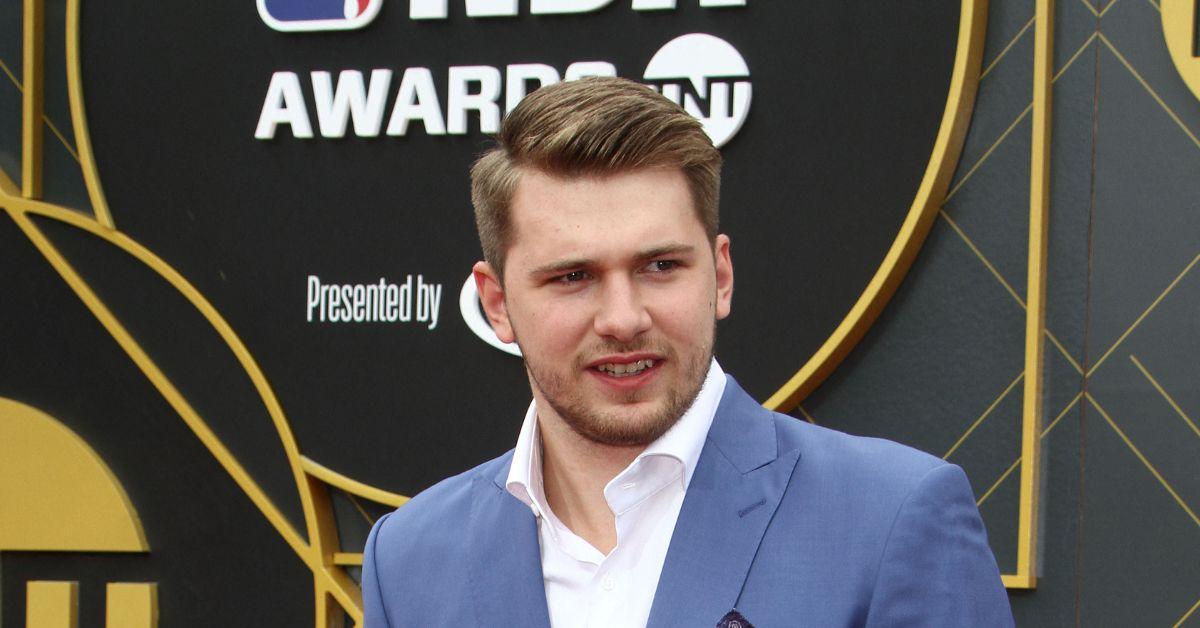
[{"xmin": 78, "ymin": 1, "xmax": 957, "ymax": 498}]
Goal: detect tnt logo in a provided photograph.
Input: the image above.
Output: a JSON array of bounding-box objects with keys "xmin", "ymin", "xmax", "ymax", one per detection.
[
  {"xmin": 643, "ymin": 33, "xmax": 752, "ymax": 148},
  {"xmin": 258, "ymin": 0, "xmax": 384, "ymax": 31}
]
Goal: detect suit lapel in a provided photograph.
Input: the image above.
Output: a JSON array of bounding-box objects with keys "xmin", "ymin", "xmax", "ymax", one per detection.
[
  {"xmin": 646, "ymin": 378, "xmax": 802, "ymax": 628},
  {"xmin": 466, "ymin": 457, "xmax": 552, "ymax": 628}
]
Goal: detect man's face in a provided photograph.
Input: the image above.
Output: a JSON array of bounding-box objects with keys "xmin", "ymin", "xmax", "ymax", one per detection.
[{"xmin": 474, "ymin": 167, "xmax": 733, "ymax": 447}]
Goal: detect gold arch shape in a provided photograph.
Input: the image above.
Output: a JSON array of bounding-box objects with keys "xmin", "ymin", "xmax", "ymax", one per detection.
[
  {"xmin": 1, "ymin": 1, "xmax": 422, "ymax": 623},
  {"xmin": 0, "ymin": 190, "xmax": 367, "ymax": 624},
  {"xmin": 0, "ymin": 397, "xmax": 148, "ymax": 552},
  {"xmin": 764, "ymin": 0, "xmax": 989, "ymax": 411},
  {"xmin": 56, "ymin": 0, "xmax": 382, "ymax": 622}
]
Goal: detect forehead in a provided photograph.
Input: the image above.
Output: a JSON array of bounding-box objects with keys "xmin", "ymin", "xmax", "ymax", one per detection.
[{"xmin": 506, "ymin": 168, "xmax": 704, "ymax": 263}]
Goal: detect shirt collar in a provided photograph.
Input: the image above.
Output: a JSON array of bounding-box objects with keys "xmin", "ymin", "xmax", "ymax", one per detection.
[{"xmin": 505, "ymin": 359, "xmax": 727, "ymax": 517}]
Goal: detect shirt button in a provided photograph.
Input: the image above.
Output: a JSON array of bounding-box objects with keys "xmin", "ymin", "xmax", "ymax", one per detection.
[{"xmin": 601, "ymin": 574, "xmax": 616, "ymax": 591}]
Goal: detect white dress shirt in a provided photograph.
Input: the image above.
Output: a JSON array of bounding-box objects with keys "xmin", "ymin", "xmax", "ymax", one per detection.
[{"xmin": 505, "ymin": 360, "xmax": 727, "ymax": 628}]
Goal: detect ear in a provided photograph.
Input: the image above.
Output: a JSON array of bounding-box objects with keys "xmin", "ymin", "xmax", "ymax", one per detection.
[
  {"xmin": 713, "ymin": 234, "xmax": 733, "ymax": 320},
  {"xmin": 473, "ymin": 261, "xmax": 515, "ymax": 343}
]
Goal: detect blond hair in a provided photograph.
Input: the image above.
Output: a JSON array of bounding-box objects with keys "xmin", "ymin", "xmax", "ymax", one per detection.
[{"xmin": 470, "ymin": 76, "xmax": 722, "ymax": 277}]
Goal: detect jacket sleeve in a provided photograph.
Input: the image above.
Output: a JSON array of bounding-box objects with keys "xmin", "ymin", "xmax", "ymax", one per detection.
[
  {"xmin": 863, "ymin": 464, "xmax": 1014, "ymax": 627},
  {"xmin": 361, "ymin": 512, "xmax": 393, "ymax": 628}
]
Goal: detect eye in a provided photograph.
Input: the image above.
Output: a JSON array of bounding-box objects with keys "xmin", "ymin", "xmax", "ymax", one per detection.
[
  {"xmin": 645, "ymin": 260, "xmax": 678, "ymax": 273},
  {"xmin": 554, "ymin": 270, "xmax": 589, "ymax": 284}
]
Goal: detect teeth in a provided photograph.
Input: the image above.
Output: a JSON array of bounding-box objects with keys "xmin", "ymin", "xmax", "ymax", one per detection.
[{"xmin": 596, "ymin": 359, "xmax": 655, "ymax": 377}]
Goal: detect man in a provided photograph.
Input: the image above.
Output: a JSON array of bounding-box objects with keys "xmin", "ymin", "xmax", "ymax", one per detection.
[{"xmin": 362, "ymin": 76, "xmax": 1013, "ymax": 627}]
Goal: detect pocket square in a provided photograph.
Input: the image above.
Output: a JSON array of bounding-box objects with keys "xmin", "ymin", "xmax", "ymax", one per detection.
[{"xmin": 716, "ymin": 609, "xmax": 755, "ymax": 628}]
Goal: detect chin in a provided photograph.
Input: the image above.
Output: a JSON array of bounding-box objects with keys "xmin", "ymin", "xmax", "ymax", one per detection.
[{"xmin": 561, "ymin": 402, "xmax": 682, "ymax": 447}]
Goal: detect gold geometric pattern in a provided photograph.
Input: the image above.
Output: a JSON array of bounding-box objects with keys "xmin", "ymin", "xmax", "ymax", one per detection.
[
  {"xmin": 0, "ymin": 2, "xmax": 394, "ymax": 623},
  {"xmin": 1129, "ymin": 355, "xmax": 1200, "ymax": 440},
  {"xmin": 934, "ymin": 0, "xmax": 1200, "ymax": 605}
]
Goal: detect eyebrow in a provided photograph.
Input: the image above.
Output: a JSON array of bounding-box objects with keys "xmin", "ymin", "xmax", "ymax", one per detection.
[
  {"xmin": 530, "ymin": 258, "xmax": 592, "ymax": 277},
  {"xmin": 527, "ymin": 242, "xmax": 697, "ymax": 277},
  {"xmin": 639, "ymin": 242, "xmax": 695, "ymax": 260}
]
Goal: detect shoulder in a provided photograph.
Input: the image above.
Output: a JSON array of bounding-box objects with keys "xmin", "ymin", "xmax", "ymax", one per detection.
[
  {"xmin": 712, "ymin": 383, "xmax": 1009, "ymax": 623},
  {"xmin": 362, "ymin": 452, "xmax": 516, "ymax": 625},
  {"xmin": 774, "ymin": 413, "xmax": 986, "ymax": 529},
  {"xmin": 709, "ymin": 378, "xmax": 966, "ymax": 534},
  {"xmin": 366, "ymin": 451, "xmax": 512, "ymax": 562},
  {"xmin": 777, "ymin": 415, "xmax": 947, "ymax": 488},
  {"xmin": 771, "ymin": 415, "xmax": 1011, "ymax": 624},
  {"xmin": 775, "ymin": 416, "xmax": 986, "ymax": 538},
  {"xmin": 716, "ymin": 377, "xmax": 946, "ymax": 490}
]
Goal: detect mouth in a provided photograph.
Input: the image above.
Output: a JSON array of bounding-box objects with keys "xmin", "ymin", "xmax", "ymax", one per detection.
[{"xmin": 593, "ymin": 358, "xmax": 656, "ymax": 378}]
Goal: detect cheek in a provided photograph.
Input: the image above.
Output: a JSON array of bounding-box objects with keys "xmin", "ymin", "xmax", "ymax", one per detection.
[
  {"xmin": 512, "ymin": 299, "xmax": 592, "ymax": 352},
  {"xmin": 649, "ymin": 296, "xmax": 711, "ymax": 338}
]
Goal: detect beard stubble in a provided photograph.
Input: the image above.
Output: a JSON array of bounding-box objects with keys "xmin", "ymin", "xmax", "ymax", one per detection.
[{"xmin": 523, "ymin": 328, "xmax": 715, "ymax": 447}]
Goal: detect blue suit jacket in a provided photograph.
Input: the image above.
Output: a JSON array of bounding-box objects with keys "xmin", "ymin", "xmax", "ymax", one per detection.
[{"xmin": 362, "ymin": 378, "xmax": 1013, "ymax": 627}]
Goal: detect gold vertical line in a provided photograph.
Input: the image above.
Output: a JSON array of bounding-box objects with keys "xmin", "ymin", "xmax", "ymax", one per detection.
[
  {"xmin": 64, "ymin": 0, "xmax": 115, "ymax": 228},
  {"xmin": 1, "ymin": 54, "xmax": 81, "ymax": 164},
  {"xmin": 21, "ymin": 0, "xmax": 44, "ymax": 199},
  {"xmin": 26, "ymin": 581, "xmax": 79, "ymax": 628},
  {"xmin": 305, "ymin": 474, "xmax": 345, "ymax": 628},
  {"xmin": 105, "ymin": 583, "xmax": 158, "ymax": 628},
  {"xmin": 1014, "ymin": 0, "xmax": 1054, "ymax": 589},
  {"xmin": 976, "ymin": 391, "xmax": 1082, "ymax": 508},
  {"xmin": 0, "ymin": 55, "xmax": 81, "ymax": 163}
]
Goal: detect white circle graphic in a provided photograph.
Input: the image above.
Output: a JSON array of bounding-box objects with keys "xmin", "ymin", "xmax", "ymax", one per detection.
[{"xmin": 643, "ymin": 33, "xmax": 752, "ymax": 148}]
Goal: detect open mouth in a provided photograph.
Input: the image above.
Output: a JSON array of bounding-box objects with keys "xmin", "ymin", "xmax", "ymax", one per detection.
[{"xmin": 593, "ymin": 358, "xmax": 656, "ymax": 378}]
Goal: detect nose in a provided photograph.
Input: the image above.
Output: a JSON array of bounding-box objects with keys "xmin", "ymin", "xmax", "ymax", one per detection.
[{"xmin": 593, "ymin": 276, "xmax": 651, "ymax": 343}]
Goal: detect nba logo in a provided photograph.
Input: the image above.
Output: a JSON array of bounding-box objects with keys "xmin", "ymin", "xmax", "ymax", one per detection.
[{"xmin": 257, "ymin": 0, "xmax": 384, "ymax": 32}]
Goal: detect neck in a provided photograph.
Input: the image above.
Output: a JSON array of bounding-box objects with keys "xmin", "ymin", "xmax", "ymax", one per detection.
[{"xmin": 537, "ymin": 407, "xmax": 642, "ymax": 556}]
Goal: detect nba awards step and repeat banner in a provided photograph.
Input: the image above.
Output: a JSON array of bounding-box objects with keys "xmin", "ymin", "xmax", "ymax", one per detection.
[{"xmin": 3, "ymin": 1, "xmax": 979, "ymax": 624}]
